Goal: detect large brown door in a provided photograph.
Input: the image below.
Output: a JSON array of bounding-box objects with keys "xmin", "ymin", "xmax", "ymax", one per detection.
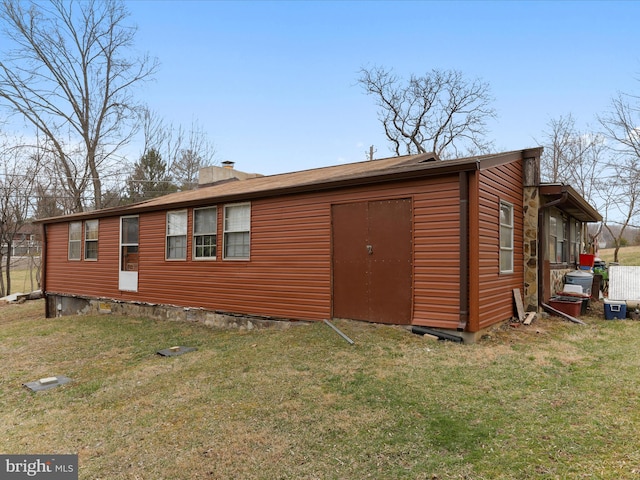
[{"xmin": 332, "ymin": 198, "xmax": 412, "ymax": 324}]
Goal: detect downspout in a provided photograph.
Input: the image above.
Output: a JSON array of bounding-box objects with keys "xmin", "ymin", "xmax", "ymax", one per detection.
[
  {"xmin": 458, "ymin": 171, "xmax": 469, "ymax": 331},
  {"xmin": 41, "ymin": 223, "xmax": 49, "ymax": 318},
  {"xmin": 538, "ymin": 190, "xmax": 585, "ymax": 324}
]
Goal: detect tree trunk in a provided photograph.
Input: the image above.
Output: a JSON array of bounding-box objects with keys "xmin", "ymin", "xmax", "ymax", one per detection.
[
  {"xmin": 0, "ymin": 259, "xmax": 5, "ymax": 297},
  {"xmin": 4, "ymin": 245, "xmax": 10, "ymax": 296}
]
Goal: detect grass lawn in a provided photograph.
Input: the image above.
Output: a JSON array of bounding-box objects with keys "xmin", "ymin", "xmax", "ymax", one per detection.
[
  {"xmin": 4, "ymin": 265, "xmax": 39, "ymax": 296},
  {"xmin": 599, "ymin": 245, "xmax": 640, "ymax": 266},
  {"xmin": 1, "ymin": 300, "xmax": 640, "ymax": 479}
]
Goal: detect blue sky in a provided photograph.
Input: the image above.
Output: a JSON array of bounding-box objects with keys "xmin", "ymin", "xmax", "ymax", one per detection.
[{"xmin": 125, "ymin": 1, "xmax": 639, "ymax": 175}]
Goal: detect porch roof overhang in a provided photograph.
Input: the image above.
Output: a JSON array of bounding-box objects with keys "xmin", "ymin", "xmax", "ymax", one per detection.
[{"xmin": 539, "ymin": 183, "xmax": 602, "ymax": 222}]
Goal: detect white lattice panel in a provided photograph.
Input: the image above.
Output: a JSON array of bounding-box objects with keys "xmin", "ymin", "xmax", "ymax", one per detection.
[{"xmin": 608, "ymin": 266, "xmax": 640, "ymax": 301}]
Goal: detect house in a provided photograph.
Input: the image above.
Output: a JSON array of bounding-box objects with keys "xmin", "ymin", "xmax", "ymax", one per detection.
[
  {"xmin": 2, "ymin": 224, "xmax": 41, "ymax": 257},
  {"xmin": 34, "ymin": 148, "xmax": 601, "ymax": 342}
]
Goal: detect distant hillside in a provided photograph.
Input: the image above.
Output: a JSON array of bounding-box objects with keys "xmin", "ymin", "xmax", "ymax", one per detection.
[{"xmin": 597, "ymin": 246, "xmax": 640, "ymax": 266}]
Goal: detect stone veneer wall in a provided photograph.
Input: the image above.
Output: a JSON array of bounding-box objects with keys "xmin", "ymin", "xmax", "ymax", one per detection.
[
  {"xmin": 46, "ymin": 293, "xmax": 301, "ymax": 331},
  {"xmin": 522, "ymin": 187, "xmax": 539, "ymax": 311},
  {"xmin": 550, "ymin": 269, "xmax": 573, "ymax": 297}
]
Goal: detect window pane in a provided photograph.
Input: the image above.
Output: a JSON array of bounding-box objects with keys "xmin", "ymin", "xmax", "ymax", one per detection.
[
  {"xmin": 167, "ymin": 235, "xmax": 187, "ymax": 259},
  {"xmin": 195, "ymin": 234, "xmax": 217, "ymax": 258},
  {"xmin": 224, "ymin": 231, "xmax": 250, "ymax": 258},
  {"xmin": 68, "ymin": 241, "xmax": 81, "ymax": 260},
  {"xmin": 499, "ymin": 201, "xmax": 513, "ymax": 273},
  {"xmin": 69, "ymin": 222, "xmax": 82, "ymax": 259},
  {"xmin": 84, "ymin": 220, "xmax": 98, "ymax": 260},
  {"xmin": 122, "ymin": 245, "xmax": 139, "ymax": 271},
  {"xmin": 223, "ymin": 204, "xmax": 250, "ymax": 259},
  {"xmin": 500, "ymin": 205, "xmax": 511, "ymax": 226},
  {"xmin": 557, "ymin": 239, "xmax": 565, "ymax": 263},
  {"xmin": 500, "ymin": 225, "xmax": 512, "ymax": 248},
  {"xmin": 500, "ymin": 250, "xmax": 513, "ymax": 272},
  {"xmin": 122, "ymin": 217, "xmax": 139, "ymax": 244},
  {"xmin": 85, "ymin": 220, "xmax": 99, "ymax": 240},
  {"xmin": 195, "ymin": 207, "xmax": 216, "ymax": 234},
  {"xmin": 85, "ymin": 241, "xmax": 98, "ymax": 260},
  {"xmin": 225, "ymin": 205, "xmax": 250, "ymax": 232},
  {"xmin": 167, "ymin": 211, "xmax": 187, "ymax": 235},
  {"xmin": 69, "ymin": 222, "xmax": 82, "ymax": 241}
]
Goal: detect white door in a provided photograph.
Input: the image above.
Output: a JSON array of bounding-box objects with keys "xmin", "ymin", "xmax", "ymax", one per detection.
[{"xmin": 119, "ymin": 216, "xmax": 139, "ymax": 292}]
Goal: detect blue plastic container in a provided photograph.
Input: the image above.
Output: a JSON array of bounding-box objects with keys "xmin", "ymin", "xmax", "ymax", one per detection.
[{"xmin": 604, "ymin": 299, "xmax": 626, "ymax": 320}]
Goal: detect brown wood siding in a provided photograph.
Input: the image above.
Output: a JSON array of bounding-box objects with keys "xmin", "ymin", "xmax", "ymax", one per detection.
[
  {"xmin": 43, "ymin": 175, "xmax": 463, "ymax": 328},
  {"xmin": 474, "ymin": 160, "xmax": 525, "ymax": 330},
  {"xmin": 45, "ymin": 219, "xmax": 120, "ymax": 298},
  {"xmin": 412, "ymin": 178, "xmax": 461, "ymax": 328}
]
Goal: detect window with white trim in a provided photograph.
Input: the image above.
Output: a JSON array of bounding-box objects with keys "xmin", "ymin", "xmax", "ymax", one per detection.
[
  {"xmin": 499, "ymin": 201, "xmax": 514, "ymax": 273},
  {"xmin": 84, "ymin": 219, "xmax": 99, "ymax": 260},
  {"xmin": 193, "ymin": 207, "xmax": 217, "ymax": 259},
  {"xmin": 120, "ymin": 216, "xmax": 139, "ymax": 272},
  {"xmin": 549, "ymin": 212, "xmax": 569, "ymax": 263},
  {"xmin": 571, "ymin": 220, "xmax": 581, "ymax": 264},
  {"xmin": 223, "ymin": 203, "xmax": 250, "ymax": 260},
  {"xmin": 68, "ymin": 221, "xmax": 82, "ymax": 260},
  {"xmin": 166, "ymin": 210, "xmax": 187, "ymax": 260}
]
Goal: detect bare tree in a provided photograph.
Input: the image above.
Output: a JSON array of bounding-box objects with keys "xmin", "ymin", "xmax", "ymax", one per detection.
[
  {"xmin": 540, "ymin": 114, "xmax": 580, "ymax": 183},
  {"xmin": 599, "ymin": 92, "xmax": 640, "ymax": 159},
  {"xmin": 171, "ymin": 123, "xmax": 217, "ymax": 191},
  {"xmin": 357, "ymin": 65, "xmax": 496, "ymax": 158},
  {"xmin": 538, "ymin": 114, "xmax": 610, "ymax": 254},
  {"xmin": 0, "ymin": 135, "xmax": 40, "ymax": 296},
  {"xmin": 140, "ymin": 108, "xmax": 216, "ymax": 191},
  {"xmin": 539, "ymin": 114, "xmax": 606, "ymax": 199},
  {"xmin": 598, "ymin": 161, "xmax": 640, "ymax": 262},
  {"xmin": 172, "ymin": 149, "xmax": 205, "ymax": 191},
  {"xmin": 598, "ymin": 90, "xmax": 640, "ymax": 262},
  {"xmin": 0, "ymin": 0, "xmax": 158, "ymax": 212}
]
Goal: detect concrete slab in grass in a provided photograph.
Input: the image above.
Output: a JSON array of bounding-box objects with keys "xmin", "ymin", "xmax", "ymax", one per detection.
[
  {"xmin": 157, "ymin": 346, "xmax": 197, "ymax": 357},
  {"xmin": 23, "ymin": 375, "xmax": 72, "ymax": 392}
]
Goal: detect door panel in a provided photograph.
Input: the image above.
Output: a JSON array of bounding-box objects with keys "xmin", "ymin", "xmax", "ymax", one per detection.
[
  {"xmin": 368, "ymin": 199, "xmax": 413, "ymax": 323},
  {"xmin": 332, "ymin": 202, "xmax": 369, "ymax": 321},
  {"xmin": 332, "ymin": 198, "xmax": 412, "ymax": 324}
]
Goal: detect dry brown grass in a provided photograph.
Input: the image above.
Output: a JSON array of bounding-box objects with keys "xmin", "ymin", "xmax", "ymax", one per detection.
[
  {"xmin": 599, "ymin": 245, "xmax": 640, "ymax": 265},
  {"xmin": 2, "ymin": 299, "xmax": 640, "ymax": 479}
]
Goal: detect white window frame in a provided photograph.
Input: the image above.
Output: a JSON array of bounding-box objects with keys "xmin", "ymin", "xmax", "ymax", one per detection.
[
  {"xmin": 84, "ymin": 219, "xmax": 99, "ymax": 261},
  {"xmin": 549, "ymin": 211, "xmax": 569, "ymax": 264},
  {"xmin": 223, "ymin": 202, "xmax": 250, "ymax": 260},
  {"xmin": 68, "ymin": 221, "xmax": 82, "ymax": 260},
  {"xmin": 499, "ymin": 200, "xmax": 514, "ymax": 274},
  {"xmin": 549, "ymin": 215, "xmax": 558, "ymax": 264},
  {"xmin": 166, "ymin": 210, "xmax": 188, "ymax": 260},
  {"xmin": 570, "ymin": 220, "xmax": 581, "ymax": 264},
  {"xmin": 193, "ymin": 206, "xmax": 217, "ymax": 260},
  {"xmin": 119, "ymin": 215, "xmax": 139, "ymax": 292},
  {"xmin": 560, "ymin": 217, "xmax": 568, "ymax": 263}
]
